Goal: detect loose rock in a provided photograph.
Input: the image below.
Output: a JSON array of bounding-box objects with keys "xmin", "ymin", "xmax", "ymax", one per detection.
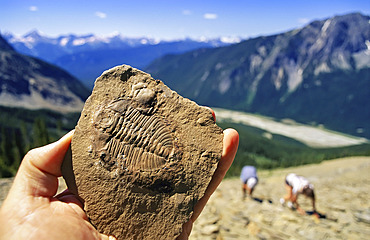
[
  {"xmin": 64, "ymin": 65, "xmax": 223, "ymax": 240},
  {"xmin": 189, "ymin": 157, "xmax": 370, "ymax": 240}
]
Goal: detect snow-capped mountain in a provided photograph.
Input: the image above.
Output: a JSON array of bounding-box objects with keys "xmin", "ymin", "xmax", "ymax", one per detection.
[
  {"xmin": 3, "ymin": 31, "xmax": 241, "ymax": 87},
  {"xmin": 5, "ymin": 30, "xmax": 241, "ymax": 52},
  {"xmin": 3, "ymin": 30, "xmax": 161, "ymax": 61}
]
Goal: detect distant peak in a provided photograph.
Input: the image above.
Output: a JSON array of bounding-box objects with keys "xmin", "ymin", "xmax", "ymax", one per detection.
[
  {"xmin": 108, "ymin": 31, "xmax": 121, "ymax": 38},
  {"xmin": 220, "ymin": 36, "xmax": 242, "ymax": 44},
  {"xmin": 24, "ymin": 29, "xmax": 44, "ymax": 38}
]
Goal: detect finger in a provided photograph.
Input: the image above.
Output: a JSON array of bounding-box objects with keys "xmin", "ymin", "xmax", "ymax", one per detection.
[
  {"xmin": 56, "ymin": 189, "xmax": 84, "ymax": 209},
  {"xmin": 191, "ymin": 128, "xmax": 239, "ymax": 222},
  {"xmin": 100, "ymin": 234, "xmax": 117, "ymax": 240},
  {"xmin": 175, "ymin": 219, "xmax": 193, "ymax": 240},
  {"xmin": 203, "ymin": 106, "xmax": 216, "ymax": 121},
  {"xmin": 25, "ymin": 130, "xmax": 74, "ymax": 177},
  {"xmin": 50, "ymin": 195, "xmax": 88, "ymax": 221},
  {"xmin": 10, "ymin": 130, "xmax": 74, "ymax": 197}
]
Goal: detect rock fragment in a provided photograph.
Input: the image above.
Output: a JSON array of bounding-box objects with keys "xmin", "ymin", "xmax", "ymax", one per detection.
[
  {"xmin": 353, "ymin": 209, "xmax": 370, "ymax": 224},
  {"xmin": 63, "ymin": 65, "xmax": 223, "ymax": 239}
]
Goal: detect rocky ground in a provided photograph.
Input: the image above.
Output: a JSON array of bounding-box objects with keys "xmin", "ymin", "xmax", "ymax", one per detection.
[
  {"xmin": 1, "ymin": 157, "xmax": 369, "ymax": 239},
  {"xmin": 190, "ymin": 156, "xmax": 370, "ymax": 240}
]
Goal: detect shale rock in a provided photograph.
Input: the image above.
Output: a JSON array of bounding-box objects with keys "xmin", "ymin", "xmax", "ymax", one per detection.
[
  {"xmin": 189, "ymin": 157, "xmax": 370, "ymax": 240},
  {"xmin": 64, "ymin": 65, "xmax": 223, "ymax": 239}
]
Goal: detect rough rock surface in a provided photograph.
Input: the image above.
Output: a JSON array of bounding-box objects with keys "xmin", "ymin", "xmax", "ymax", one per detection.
[
  {"xmin": 65, "ymin": 65, "xmax": 223, "ymax": 239},
  {"xmin": 189, "ymin": 156, "xmax": 370, "ymax": 240},
  {"xmin": 1, "ymin": 157, "xmax": 369, "ymax": 239}
]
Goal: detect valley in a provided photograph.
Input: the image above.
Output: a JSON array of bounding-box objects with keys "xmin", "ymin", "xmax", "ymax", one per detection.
[{"xmin": 214, "ymin": 108, "xmax": 369, "ymax": 148}]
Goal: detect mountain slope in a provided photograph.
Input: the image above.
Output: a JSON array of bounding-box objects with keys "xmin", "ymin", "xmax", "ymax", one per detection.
[
  {"xmin": 0, "ymin": 34, "xmax": 90, "ymax": 112},
  {"xmin": 146, "ymin": 13, "xmax": 370, "ymax": 138},
  {"xmin": 0, "ymin": 36, "xmax": 14, "ymax": 51},
  {"xmin": 190, "ymin": 157, "xmax": 370, "ymax": 240}
]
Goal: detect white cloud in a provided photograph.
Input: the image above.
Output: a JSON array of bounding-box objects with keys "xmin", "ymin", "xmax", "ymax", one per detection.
[
  {"xmin": 203, "ymin": 13, "xmax": 218, "ymax": 20},
  {"xmin": 298, "ymin": 18, "xmax": 310, "ymax": 24},
  {"xmin": 95, "ymin": 11, "xmax": 107, "ymax": 19},
  {"xmin": 29, "ymin": 6, "xmax": 38, "ymax": 12},
  {"xmin": 182, "ymin": 10, "xmax": 192, "ymax": 15}
]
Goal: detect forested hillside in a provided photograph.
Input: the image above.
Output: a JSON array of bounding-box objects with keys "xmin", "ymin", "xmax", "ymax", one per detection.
[{"xmin": 0, "ymin": 106, "xmax": 79, "ymax": 177}]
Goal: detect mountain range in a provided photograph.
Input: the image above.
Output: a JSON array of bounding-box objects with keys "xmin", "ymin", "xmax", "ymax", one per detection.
[
  {"xmin": 146, "ymin": 13, "xmax": 370, "ymax": 138},
  {"xmin": 0, "ymin": 34, "xmax": 89, "ymax": 112},
  {"xmin": 1, "ymin": 12, "xmax": 369, "ymax": 139},
  {"xmin": 4, "ymin": 32, "xmax": 240, "ymax": 87}
]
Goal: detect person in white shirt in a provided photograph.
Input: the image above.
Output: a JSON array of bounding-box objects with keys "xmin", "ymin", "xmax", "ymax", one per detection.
[{"xmin": 280, "ymin": 173, "xmax": 317, "ymax": 217}]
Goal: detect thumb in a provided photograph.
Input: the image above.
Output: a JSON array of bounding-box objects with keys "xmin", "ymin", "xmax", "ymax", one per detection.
[{"xmin": 9, "ymin": 130, "xmax": 74, "ymax": 198}]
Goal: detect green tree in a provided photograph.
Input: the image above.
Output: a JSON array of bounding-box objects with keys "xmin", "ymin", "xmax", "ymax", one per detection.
[
  {"xmin": 10, "ymin": 129, "xmax": 24, "ymax": 172},
  {"xmin": 20, "ymin": 121, "xmax": 31, "ymax": 153},
  {"xmin": 32, "ymin": 118, "xmax": 50, "ymax": 148},
  {"xmin": 0, "ymin": 128, "xmax": 16, "ymax": 177}
]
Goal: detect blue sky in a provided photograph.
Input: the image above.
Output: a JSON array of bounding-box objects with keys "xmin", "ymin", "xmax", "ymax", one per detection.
[{"xmin": 1, "ymin": 0, "xmax": 369, "ymax": 39}]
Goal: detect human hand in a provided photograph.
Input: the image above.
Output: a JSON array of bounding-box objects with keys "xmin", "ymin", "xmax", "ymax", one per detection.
[
  {"xmin": 297, "ymin": 206, "xmax": 307, "ymax": 215},
  {"xmin": 0, "ymin": 131, "xmax": 115, "ymax": 240},
  {"xmin": 176, "ymin": 109, "xmax": 239, "ymax": 239},
  {"xmin": 0, "ymin": 111, "xmax": 238, "ymax": 240}
]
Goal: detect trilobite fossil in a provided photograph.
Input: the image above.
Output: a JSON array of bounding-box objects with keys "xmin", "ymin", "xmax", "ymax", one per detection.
[
  {"xmin": 92, "ymin": 98, "xmax": 174, "ymax": 173},
  {"xmin": 67, "ymin": 65, "xmax": 223, "ymax": 240}
]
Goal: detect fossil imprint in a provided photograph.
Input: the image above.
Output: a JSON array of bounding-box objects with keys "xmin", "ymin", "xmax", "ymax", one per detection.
[
  {"xmin": 69, "ymin": 65, "xmax": 224, "ymax": 240},
  {"xmin": 93, "ymin": 98, "xmax": 175, "ymax": 173}
]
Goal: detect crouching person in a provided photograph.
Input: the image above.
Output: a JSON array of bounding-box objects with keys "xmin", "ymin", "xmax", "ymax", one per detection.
[
  {"xmin": 281, "ymin": 173, "xmax": 318, "ymax": 217},
  {"xmin": 240, "ymin": 166, "xmax": 258, "ymax": 199}
]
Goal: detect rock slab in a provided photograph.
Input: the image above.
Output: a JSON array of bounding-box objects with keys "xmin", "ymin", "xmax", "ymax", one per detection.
[{"xmin": 66, "ymin": 65, "xmax": 223, "ymax": 239}]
